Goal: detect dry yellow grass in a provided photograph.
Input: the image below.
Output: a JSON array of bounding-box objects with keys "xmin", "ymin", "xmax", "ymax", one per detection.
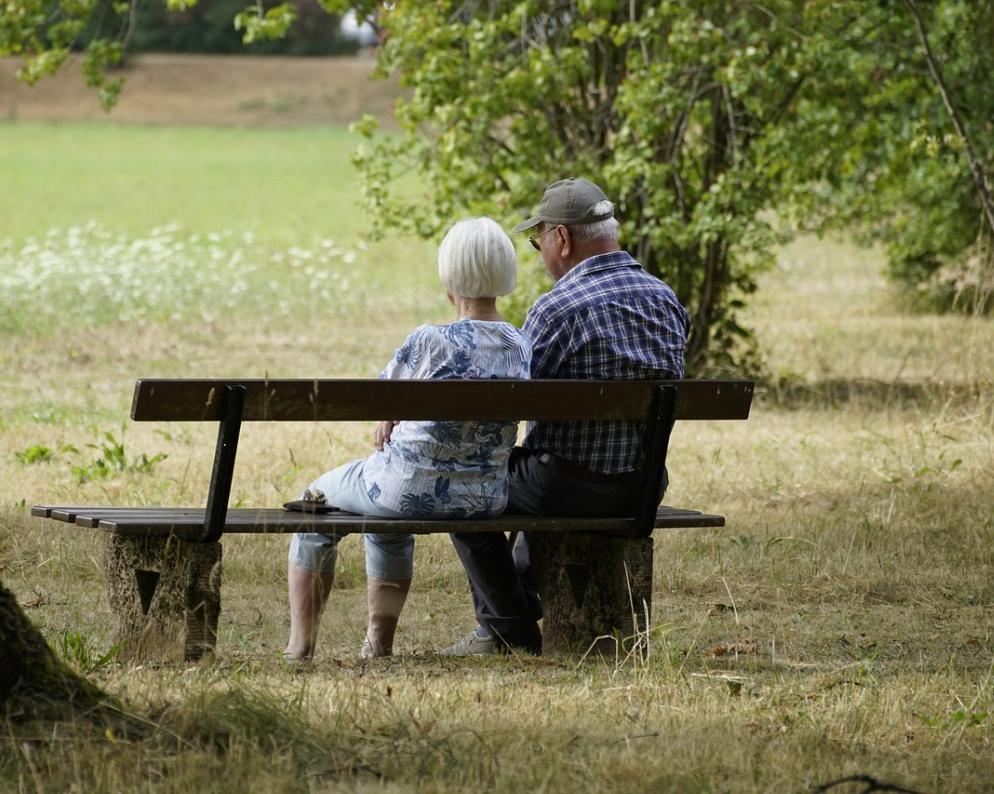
[
  {"xmin": 0, "ymin": 108, "xmax": 992, "ymax": 790},
  {"xmin": 3, "ymin": 234, "xmax": 993, "ymax": 791}
]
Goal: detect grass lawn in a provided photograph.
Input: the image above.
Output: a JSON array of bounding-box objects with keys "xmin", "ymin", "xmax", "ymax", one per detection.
[
  {"xmin": 1, "ymin": 121, "xmax": 993, "ymax": 792},
  {"xmin": 1, "ymin": 122, "xmax": 369, "ymax": 243}
]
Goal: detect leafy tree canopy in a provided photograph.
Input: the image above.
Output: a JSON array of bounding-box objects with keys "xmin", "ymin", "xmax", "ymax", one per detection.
[
  {"xmin": 337, "ymin": 0, "xmax": 994, "ymax": 369},
  {"xmin": 344, "ymin": 0, "xmax": 834, "ymax": 373},
  {"xmin": 108, "ymin": 0, "xmax": 357, "ymax": 57},
  {"xmin": 782, "ymin": 0, "xmax": 994, "ymax": 313},
  {"xmin": 4, "ymin": 0, "xmax": 992, "ymax": 371}
]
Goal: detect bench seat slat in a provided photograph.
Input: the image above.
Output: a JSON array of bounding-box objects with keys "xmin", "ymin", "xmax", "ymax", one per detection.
[
  {"xmin": 34, "ymin": 506, "xmax": 207, "ymax": 527},
  {"xmin": 32, "ymin": 504, "xmax": 724, "ymax": 539}
]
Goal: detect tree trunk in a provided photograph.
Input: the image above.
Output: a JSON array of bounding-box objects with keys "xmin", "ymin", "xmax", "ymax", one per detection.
[
  {"xmin": 0, "ymin": 579, "xmax": 118, "ymax": 722},
  {"xmin": 104, "ymin": 534, "xmax": 222, "ymax": 663},
  {"xmin": 530, "ymin": 533, "xmax": 653, "ymax": 658}
]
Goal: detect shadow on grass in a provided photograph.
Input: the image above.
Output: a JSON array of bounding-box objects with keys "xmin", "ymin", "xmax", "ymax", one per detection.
[{"xmin": 1, "ymin": 672, "xmax": 984, "ymax": 793}]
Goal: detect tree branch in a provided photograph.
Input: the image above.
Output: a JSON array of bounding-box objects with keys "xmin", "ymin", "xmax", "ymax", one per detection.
[{"xmin": 903, "ymin": 0, "xmax": 994, "ymax": 239}]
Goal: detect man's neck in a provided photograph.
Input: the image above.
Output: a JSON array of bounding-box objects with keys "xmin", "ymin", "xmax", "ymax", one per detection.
[{"xmin": 560, "ymin": 240, "xmax": 621, "ymax": 276}]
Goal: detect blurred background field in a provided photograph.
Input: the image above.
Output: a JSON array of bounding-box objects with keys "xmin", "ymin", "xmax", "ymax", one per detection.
[
  {"xmin": 1, "ymin": 54, "xmax": 993, "ymax": 793},
  {"xmin": 1, "ymin": 54, "xmax": 400, "ymax": 127}
]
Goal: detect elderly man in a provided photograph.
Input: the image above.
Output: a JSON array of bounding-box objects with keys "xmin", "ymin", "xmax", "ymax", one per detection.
[{"xmin": 443, "ymin": 177, "xmax": 690, "ymax": 656}]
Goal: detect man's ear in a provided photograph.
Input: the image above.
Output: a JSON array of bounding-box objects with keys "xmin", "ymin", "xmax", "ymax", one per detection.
[
  {"xmin": 446, "ymin": 290, "xmax": 456, "ymax": 306},
  {"xmin": 558, "ymin": 226, "xmax": 572, "ymax": 258}
]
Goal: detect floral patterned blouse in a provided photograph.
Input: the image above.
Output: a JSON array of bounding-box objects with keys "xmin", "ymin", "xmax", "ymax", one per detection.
[{"xmin": 362, "ymin": 319, "xmax": 532, "ymax": 518}]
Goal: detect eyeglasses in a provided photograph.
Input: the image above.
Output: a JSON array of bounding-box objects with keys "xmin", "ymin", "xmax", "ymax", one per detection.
[{"xmin": 528, "ymin": 225, "xmax": 559, "ymax": 251}]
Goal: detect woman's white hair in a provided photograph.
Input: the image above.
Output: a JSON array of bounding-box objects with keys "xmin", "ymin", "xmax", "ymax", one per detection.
[{"xmin": 438, "ymin": 217, "xmax": 517, "ymax": 298}]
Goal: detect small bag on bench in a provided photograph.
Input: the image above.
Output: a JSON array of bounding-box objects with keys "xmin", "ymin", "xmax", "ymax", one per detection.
[{"xmin": 283, "ymin": 488, "xmax": 340, "ymax": 514}]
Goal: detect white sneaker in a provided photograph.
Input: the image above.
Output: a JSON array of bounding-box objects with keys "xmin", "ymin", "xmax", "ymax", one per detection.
[
  {"xmin": 359, "ymin": 637, "xmax": 392, "ymax": 659},
  {"xmin": 439, "ymin": 629, "xmax": 498, "ymax": 656}
]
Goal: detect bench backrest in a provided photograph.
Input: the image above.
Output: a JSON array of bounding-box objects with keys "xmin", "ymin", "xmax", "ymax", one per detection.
[
  {"xmin": 129, "ymin": 378, "xmax": 754, "ymax": 543},
  {"xmin": 131, "ymin": 379, "xmax": 753, "ymax": 422}
]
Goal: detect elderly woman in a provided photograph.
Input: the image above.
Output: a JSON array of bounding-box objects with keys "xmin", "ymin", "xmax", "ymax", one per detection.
[{"xmin": 285, "ymin": 217, "xmax": 530, "ymax": 661}]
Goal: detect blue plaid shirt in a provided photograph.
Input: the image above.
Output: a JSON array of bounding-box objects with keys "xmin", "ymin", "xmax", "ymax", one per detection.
[{"xmin": 521, "ymin": 251, "xmax": 689, "ymax": 474}]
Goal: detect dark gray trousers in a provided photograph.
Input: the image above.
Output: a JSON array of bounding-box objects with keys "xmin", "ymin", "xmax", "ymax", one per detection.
[{"xmin": 449, "ymin": 448, "xmax": 665, "ymax": 651}]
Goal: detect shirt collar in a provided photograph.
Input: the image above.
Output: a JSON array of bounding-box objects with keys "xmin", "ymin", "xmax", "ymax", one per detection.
[{"xmin": 556, "ymin": 250, "xmax": 641, "ymax": 287}]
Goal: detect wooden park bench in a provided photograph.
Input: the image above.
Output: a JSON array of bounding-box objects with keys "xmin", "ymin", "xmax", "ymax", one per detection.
[{"xmin": 31, "ymin": 378, "xmax": 753, "ymax": 662}]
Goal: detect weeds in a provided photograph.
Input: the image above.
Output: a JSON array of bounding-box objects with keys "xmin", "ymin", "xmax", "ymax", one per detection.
[
  {"xmin": 918, "ymin": 709, "xmax": 989, "ymax": 731},
  {"xmin": 14, "ymin": 442, "xmax": 77, "ymax": 465},
  {"xmin": 57, "ymin": 629, "xmax": 120, "ymax": 673},
  {"xmin": 14, "ymin": 432, "xmax": 164, "ymax": 483},
  {"xmin": 70, "ymin": 431, "xmax": 167, "ymax": 483},
  {"xmin": 14, "ymin": 445, "xmax": 52, "ymax": 465}
]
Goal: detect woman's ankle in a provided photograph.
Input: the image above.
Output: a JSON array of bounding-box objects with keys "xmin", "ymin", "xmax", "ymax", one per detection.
[{"xmin": 363, "ymin": 577, "xmax": 411, "ymax": 657}]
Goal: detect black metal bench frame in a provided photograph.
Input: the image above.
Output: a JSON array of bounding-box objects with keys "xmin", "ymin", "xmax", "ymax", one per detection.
[{"xmin": 32, "ymin": 378, "xmax": 753, "ymax": 660}]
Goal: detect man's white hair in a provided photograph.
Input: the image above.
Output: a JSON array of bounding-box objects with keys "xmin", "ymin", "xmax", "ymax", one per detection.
[
  {"xmin": 438, "ymin": 217, "xmax": 517, "ymax": 298},
  {"xmin": 567, "ymin": 200, "xmax": 620, "ymax": 242}
]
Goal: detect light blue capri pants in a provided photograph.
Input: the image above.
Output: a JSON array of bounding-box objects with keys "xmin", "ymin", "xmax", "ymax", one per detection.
[{"xmin": 287, "ymin": 459, "xmax": 414, "ymax": 581}]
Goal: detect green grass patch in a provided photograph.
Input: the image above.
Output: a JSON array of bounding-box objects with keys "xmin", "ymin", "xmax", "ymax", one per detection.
[
  {"xmin": 0, "ymin": 122, "xmax": 367, "ymax": 244},
  {"xmin": 0, "ymin": 122, "xmax": 442, "ymax": 335}
]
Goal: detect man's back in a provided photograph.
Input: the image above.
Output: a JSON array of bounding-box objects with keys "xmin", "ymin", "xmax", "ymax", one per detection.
[
  {"xmin": 444, "ymin": 177, "xmax": 689, "ymax": 657},
  {"xmin": 522, "ymin": 250, "xmax": 689, "ymax": 474}
]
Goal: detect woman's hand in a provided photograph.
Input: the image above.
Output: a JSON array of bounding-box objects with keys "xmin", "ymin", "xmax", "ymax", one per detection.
[{"xmin": 374, "ymin": 420, "xmax": 399, "ymax": 451}]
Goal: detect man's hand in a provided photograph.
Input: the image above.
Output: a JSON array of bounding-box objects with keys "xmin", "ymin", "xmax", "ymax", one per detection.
[{"xmin": 374, "ymin": 420, "xmax": 399, "ymax": 451}]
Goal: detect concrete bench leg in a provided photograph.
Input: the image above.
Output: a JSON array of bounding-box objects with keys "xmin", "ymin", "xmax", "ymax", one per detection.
[
  {"xmin": 530, "ymin": 533, "xmax": 653, "ymax": 658},
  {"xmin": 104, "ymin": 535, "xmax": 222, "ymax": 663}
]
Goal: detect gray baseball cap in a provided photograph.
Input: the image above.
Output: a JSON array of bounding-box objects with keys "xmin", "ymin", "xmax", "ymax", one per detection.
[{"xmin": 512, "ymin": 178, "xmax": 614, "ymax": 233}]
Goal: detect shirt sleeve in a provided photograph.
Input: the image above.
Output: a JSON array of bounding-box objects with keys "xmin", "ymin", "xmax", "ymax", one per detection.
[
  {"xmin": 517, "ymin": 331, "xmax": 533, "ymax": 379},
  {"xmin": 379, "ymin": 326, "xmax": 440, "ymax": 380},
  {"xmin": 523, "ymin": 301, "xmax": 576, "ymax": 379}
]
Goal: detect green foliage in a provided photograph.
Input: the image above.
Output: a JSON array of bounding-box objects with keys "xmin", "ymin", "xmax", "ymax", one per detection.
[
  {"xmin": 918, "ymin": 709, "xmax": 989, "ymax": 731},
  {"xmin": 233, "ymin": 2, "xmax": 298, "ymax": 45},
  {"xmin": 141, "ymin": 0, "xmax": 356, "ymax": 55},
  {"xmin": 15, "ymin": 47, "xmax": 70, "ymax": 85},
  {"xmin": 57, "ymin": 629, "xmax": 120, "ymax": 673},
  {"xmin": 97, "ymin": 0, "xmax": 357, "ymax": 55},
  {"xmin": 348, "ymin": 2, "xmax": 863, "ymax": 374},
  {"xmin": 2, "ymin": 0, "xmax": 126, "ymax": 109},
  {"xmin": 71, "ymin": 431, "xmax": 167, "ymax": 483},
  {"xmin": 778, "ymin": 2, "xmax": 994, "ymax": 313},
  {"xmin": 81, "ymin": 37, "xmax": 123, "ymax": 109},
  {"xmin": 14, "ymin": 444, "xmax": 54, "ymax": 465},
  {"xmin": 127, "ymin": 0, "xmax": 355, "ymax": 55},
  {"xmin": 347, "ymin": 1, "xmax": 994, "ymax": 365},
  {"xmin": 14, "ymin": 443, "xmax": 77, "ymax": 465},
  {"xmin": 1, "ymin": 0, "xmax": 357, "ymax": 95}
]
